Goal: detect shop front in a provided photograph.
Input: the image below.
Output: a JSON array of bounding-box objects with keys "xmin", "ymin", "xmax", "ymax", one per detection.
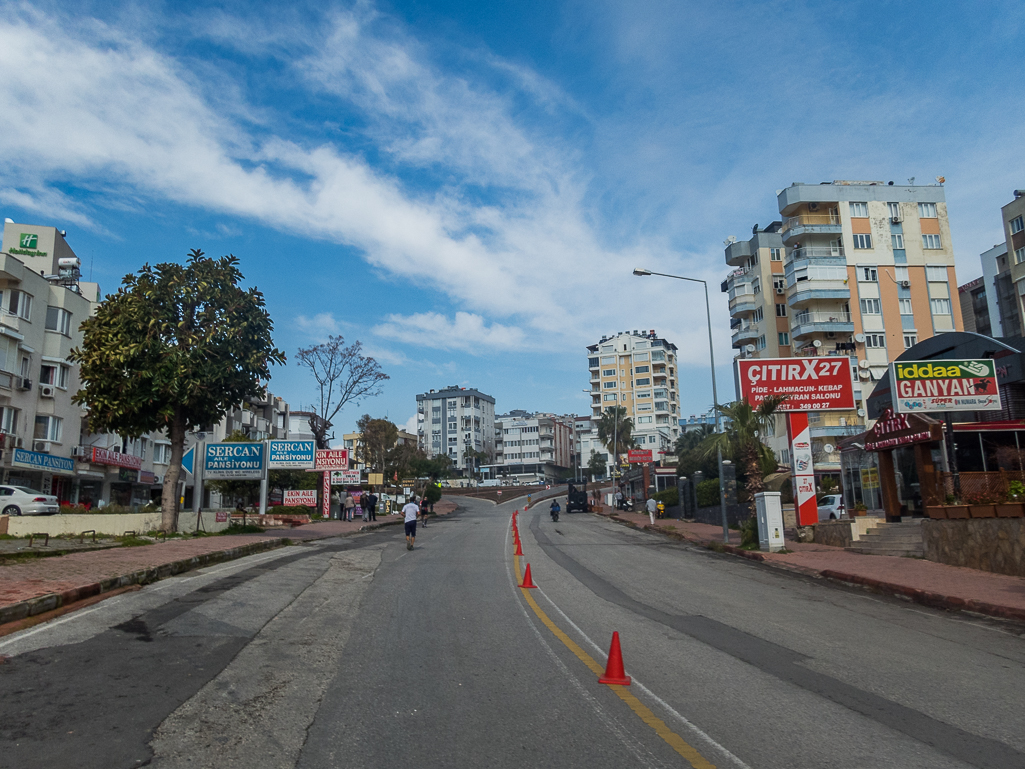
[
  {"xmin": 7, "ymin": 448, "xmax": 76, "ymax": 502},
  {"xmin": 82, "ymin": 447, "xmax": 147, "ymax": 509}
]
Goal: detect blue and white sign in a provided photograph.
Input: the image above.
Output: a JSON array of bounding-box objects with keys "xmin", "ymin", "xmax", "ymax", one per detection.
[
  {"xmin": 12, "ymin": 448, "xmax": 75, "ymax": 474},
  {"xmin": 268, "ymin": 440, "xmax": 316, "ymax": 469},
  {"xmin": 204, "ymin": 442, "xmax": 265, "ymax": 479}
]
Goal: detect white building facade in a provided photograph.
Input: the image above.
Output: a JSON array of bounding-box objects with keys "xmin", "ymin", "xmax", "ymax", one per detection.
[{"xmin": 416, "ymin": 385, "xmax": 496, "ymax": 475}]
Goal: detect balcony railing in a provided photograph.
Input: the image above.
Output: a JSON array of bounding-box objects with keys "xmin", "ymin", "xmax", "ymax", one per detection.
[
  {"xmin": 782, "ymin": 213, "xmax": 841, "ymax": 232},
  {"xmin": 793, "ymin": 311, "xmax": 851, "ymax": 325},
  {"xmin": 787, "ymin": 246, "xmax": 845, "ymax": 262}
]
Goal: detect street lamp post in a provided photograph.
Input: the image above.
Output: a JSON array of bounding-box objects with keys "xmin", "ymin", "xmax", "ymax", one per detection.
[{"xmin": 633, "ymin": 268, "xmax": 730, "ymax": 544}]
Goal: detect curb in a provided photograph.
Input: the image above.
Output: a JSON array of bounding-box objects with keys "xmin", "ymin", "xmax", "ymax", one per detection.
[
  {"xmin": 600, "ymin": 513, "xmax": 1025, "ymax": 625},
  {"xmin": 0, "ymin": 537, "xmax": 289, "ymax": 627}
]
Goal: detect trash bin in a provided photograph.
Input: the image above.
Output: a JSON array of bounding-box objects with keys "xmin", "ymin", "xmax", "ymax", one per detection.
[{"xmin": 755, "ymin": 492, "xmax": 785, "ymax": 552}]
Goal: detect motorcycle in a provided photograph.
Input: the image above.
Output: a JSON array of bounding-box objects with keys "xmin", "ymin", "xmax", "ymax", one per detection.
[{"xmin": 550, "ymin": 502, "xmax": 561, "ymax": 522}]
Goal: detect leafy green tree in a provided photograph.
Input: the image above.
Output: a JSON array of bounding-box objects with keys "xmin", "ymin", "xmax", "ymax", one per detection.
[
  {"xmin": 597, "ymin": 406, "xmax": 634, "ymax": 468},
  {"xmin": 702, "ymin": 396, "xmax": 787, "ymax": 514},
  {"xmin": 269, "ymin": 468, "xmax": 318, "ymax": 502},
  {"xmin": 70, "ymin": 250, "xmax": 284, "ymax": 531},
  {"xmin": 422, "ymin": 484, "xmax": 442, "ymax": 505},
  {"xmin": 355, "ymin": 415, "xmax": 398, "ymax": 471},
  {"xmin": 462, "ymin": 447, "xmax": 490, "ymax": 479},
  {"xmin": 385, "ymin": 442, "xmax": 426, "ymax": 483},
  {"xmin": 586, "ymin": 449, "xmax": 607, "ymax": 480}
]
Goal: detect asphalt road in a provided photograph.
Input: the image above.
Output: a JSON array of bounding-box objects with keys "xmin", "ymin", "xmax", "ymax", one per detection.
[{"xmin": 1, "ymin": 496, "xmax": 1024, "ymax": 768}]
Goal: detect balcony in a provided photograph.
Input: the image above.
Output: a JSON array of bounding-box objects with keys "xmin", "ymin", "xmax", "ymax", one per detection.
[
  {"xmin": 786, "ymin": 246, "xmax": 845, "ymax": 264},
  {"xmin": 781, "ymin": 213, "xmax": 842, "ymax": 243},
  {"xmin": 731, "ymin": 323, "xmax": 760, "ymax": 344},
  {"xmin": 725, "ymin": 269, "xmax": 758, "ymax": 313},
  {"xmin": 810, "ymin": 424, "xmax": 865, "ymax": 438},
  {"xmin": 790, "ymin": 311, "xmax": 854, "ymax": 340},
  {"xmin": 785, "ymin": 255, "xmax": 850, "ymax": 307}
]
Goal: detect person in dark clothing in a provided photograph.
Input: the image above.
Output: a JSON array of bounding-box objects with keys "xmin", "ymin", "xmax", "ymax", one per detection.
[{"xmin": 366, "ymin": 491, "xmax": 378, "ymax": 521}]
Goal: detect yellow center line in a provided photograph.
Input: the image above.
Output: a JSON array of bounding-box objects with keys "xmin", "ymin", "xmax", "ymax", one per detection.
[{"xmin": 513, "ymin": 553, "xmax": 716, "ymax": 768}]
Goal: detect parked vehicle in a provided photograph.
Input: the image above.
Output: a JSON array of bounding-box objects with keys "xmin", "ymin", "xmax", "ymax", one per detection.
[
  {"xmin": 817, "ymin": 494, "xmax": 846, "ymax": 521},
  {"xmin": 0, "ymin": 486, "xmax": 60, "ymax": 516},
  {"xmin": 566, "ymin": 481, "xmax": 588, "ymax": 513}
]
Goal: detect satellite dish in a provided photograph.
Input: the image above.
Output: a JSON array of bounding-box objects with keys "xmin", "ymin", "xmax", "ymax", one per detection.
[
  {"xmin": 3, "ymin": 218, "xmax": 13, "ymax": 224},
  {"xmin": 857, "ymin": 408, "xmax": 866, "ymax": 417},
  {"xmin": 859, "ymin": 360, "xmax": 870, "ymax": 369},
  {"xmin": 724, "ymin": 235, "xmax": 737, "ymax": 246},
  {"xmin": 823, "ymin": 444, "xmax": 835, "ymax": 454},
  {"xmin": 858, "ymin": 369, "xmax": 871, "ymax": 379},
  {"xmin": 854, "ymin": 333, "xmax": 866, "ymax": 343},
  {"xmin": 745, "ymin": 344, "xmax": 755, "ymax": 352},
  {"xmin": 813, "ymin": 340, "xmax": 822, "ymax": 348}
]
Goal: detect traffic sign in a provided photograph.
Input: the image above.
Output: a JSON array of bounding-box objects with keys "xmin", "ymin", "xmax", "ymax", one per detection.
[{"xmin": 182, "ymin": 445, "xmax": 195, "ymax": 475}]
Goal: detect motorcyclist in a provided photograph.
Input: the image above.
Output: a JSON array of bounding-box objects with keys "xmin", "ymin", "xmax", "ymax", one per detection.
[
  {"xmin": 549, "ymin": 499, "xmax": 561, "ymax": 521},
  {"xmin": 657, "ymin": 500, "xmax": 666, "ymax": 519}
]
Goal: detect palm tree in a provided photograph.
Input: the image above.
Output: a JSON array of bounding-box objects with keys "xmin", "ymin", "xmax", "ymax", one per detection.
[
  {"xmin": 702, "ymin": 396, "xmax": 787, "ymax": 512},
  {"xmin": 597, "ymin": 406, "xmax": 635, "ymax": 470}
]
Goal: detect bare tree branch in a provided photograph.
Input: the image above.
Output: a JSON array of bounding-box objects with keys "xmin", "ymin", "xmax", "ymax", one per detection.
[{"xmin": 295, "ymin": 336, "xmax": 389, "ymax": 448}]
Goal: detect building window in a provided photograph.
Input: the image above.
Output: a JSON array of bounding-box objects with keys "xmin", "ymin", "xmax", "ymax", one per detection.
[
  {"xmin": 778, "ymin": 332, "xmax": 790, "ymax": 346},
  {"xmin": 770, "ymin": 248, "xmax": 783, "ymax": 261},
  {"xmin": 756, "ymin": 335, "xmax": 767, "ymax": 350},
  {"xmin": 891, "ymin": 233, "xmax": 904, "ymax": 250},
  {"xmin": 34, "ymin": 415, "xmax": 62, "ymax": 443},
  {"xmin": 601, "ymin": 355, "xmax": 615, "ymax": 364},
  {"xmin": 603, "ymin": 393, "xmax": 617, "ymax": 401},
  {"xmin": 888, "ymin": 202, "xmax": 901, "ymax": 219},
  {"xmin": 588, "ymin": 357, "xmax": 599, "ymax": 368},
  {"xmin": 634, "ymin": 365, "xmax": 649, "ymax": 374},
  {"xmin": 753, "ymin": 307, "xmax": 763, "ymax": 322},
  {"xmin": 0, "ymin": 406, "xmax": 19, "ymax": 434},
  {"xmin": 749, "ymin": 253, "xmax": 759, "ymax": 267},
  {"xmin": 8, "ymin": 291, "xmax": 32, "ymax": 320},
  {"xmin": 853, "ymin": 234, "xmax": 873, "ymax": 250},
  {"xmin": 923, "ymin": 234, "xmax": 942, "ymax": 249},
  {"xmin": 775, "ymin": 303, "xmax": 787, "ymax": 317},
  {"xmin": 603, "ymin": 381, "xmax": 617, "ymax": 389},
  {"xmin": 45, "ymin": 307, "xmax": 72, "ymax": 336},
  {"xmin": 651, "ymin": 351, "xmax": 665, "ymax": 361},
  {"xmin": 1016, "ymin": 246, "xmax": 1025, "ymax": 265},
  {"xmin": 1012, "ymin": 215, "xmax": 1025, "ymax": 235},
  {"xmin": 633, "ymin": 352, "xmax": 649, "ymax": 362},
  {"xmin": 865, "ymin": 334, "xmax": 886, "ymax": 349},
  {"xmin": 40, "ymin": 364, "xmax": 70, "ymax": 388},
  {"xmin": 931, "ymin": 298, "xmax": 952, "ymax": 315},
  {"xmin": 899, "ymin": 298, "xmax": 914, "ymax": 315},
  {"xmin": 895, "ymin": 266, "xmax": 909, "ymax": 283},
  {"xmin": 926, "ymin": 265, "xmax": 948, "ymax": 281},
  {"xmin": 861, "ymin": 267, "xmax": 878, "ymax": 282},
  {"xmin": 602, "ymin": 368, "xmax": 615, "ymax": 376},
  {"xmin": 635, "ymin": 378, "xmax": 650, "ymax": 386},
  {"xmin": 636, "ymin": 391, "xmax": 651, "ymax": 399},
  {"xmin": 860, "ymin": 298, "xmax": 881, "ymax": 314},
  {"xmin": 752, "ymin": 279, "xmax": 760, "ymax": 294},
  {"xmin": 153, "ymin": 443, "xmax": 171, "ymax": 464},
  {"xmin": 918, "ymin": 202, "xmax": 937, "ymax": 218},
  {"xmin": 637, "ymin": 416, "xmax": 653, "ymax": 424},
  {"xmin": 849, "ymin": 202, "xmax": 868, "ymax": 217},
  {"xmin": 904, "ymin": 334, "xmax": 918, "ymax": 349},
  {"xmin": 773, "ymin": 277, "xmax": 786, "ymax": 293}
]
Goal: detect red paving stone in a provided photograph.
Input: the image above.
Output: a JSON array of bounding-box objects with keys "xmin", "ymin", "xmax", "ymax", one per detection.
[{"xmin": 597, "ymin": 508, "xmax": 1025, "ymax": 619}]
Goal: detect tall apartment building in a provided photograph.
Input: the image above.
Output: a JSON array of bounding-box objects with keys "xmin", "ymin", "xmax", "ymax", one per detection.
[
  {"xmin": 586, "ymin": 330, "xmax": 681, "ymax": 474},
  {"xmin": 723, "ymin": 223, "xmax": 789, "ymax": 358},
  {"xmin": 415, "ymin": 385, "xmax": 496, "ymax": 474},
  {"xmin": 958, "ymin": 277, "xmax": 992, "ymax": 336},
  {"xmin": 484, "ymin": 410, "xmax": 573, "ymax": 482},
  {"xmin": 725, "ymin": 181, "xmax": 962, "ymax": 475},
  {"xmin": 998, "ymin": 191, "xmax": 1025, "ymax": 331}
]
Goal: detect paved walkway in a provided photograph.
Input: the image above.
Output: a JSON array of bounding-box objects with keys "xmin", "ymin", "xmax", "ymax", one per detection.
[{"xmin": 598, "ymin": 507, "xmax": 1025, "ymax": 621}]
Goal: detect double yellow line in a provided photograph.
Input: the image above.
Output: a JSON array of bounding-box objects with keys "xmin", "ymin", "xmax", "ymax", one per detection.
[{"xmin": 513, "ymin": 553, "xmax": 716, "ymax": 768}]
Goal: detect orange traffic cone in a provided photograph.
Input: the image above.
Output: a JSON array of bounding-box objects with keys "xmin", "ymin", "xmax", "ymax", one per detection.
[
  {"xmin": 514, "ymin": 538, "xmax": 524, "ymax": 556},
  {"xmin": 598, "ymin": 632, "xmax": 631, "ymax": 685},
  {"xmin": 519, "ymin": 563, "xmax": 538, "ymax": 588}
]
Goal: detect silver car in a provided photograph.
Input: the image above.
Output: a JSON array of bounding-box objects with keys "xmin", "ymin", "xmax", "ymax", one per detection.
[{"xmin": 0, "ymin": 485, "xmax": 60, "ymax": 516}]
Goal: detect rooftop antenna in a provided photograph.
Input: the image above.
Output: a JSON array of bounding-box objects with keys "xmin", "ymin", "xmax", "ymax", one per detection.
[{"xmin": 907, "ymin": 177, "xmax": 915, "ymax": 185}]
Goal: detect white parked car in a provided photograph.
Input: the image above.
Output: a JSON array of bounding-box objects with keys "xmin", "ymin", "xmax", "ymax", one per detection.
[
  {"xmin": 0, "ymin": 485, "xmax": 60, "ymax": 516},
  {"xmin": 817, "ymin": 494, "xmax": 846, "ymax": 521}
]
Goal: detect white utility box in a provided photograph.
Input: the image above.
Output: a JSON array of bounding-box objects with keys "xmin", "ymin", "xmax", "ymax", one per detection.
[{"xmin": 754, "ymin": 491, "xmax": 785, "ymax": 552}]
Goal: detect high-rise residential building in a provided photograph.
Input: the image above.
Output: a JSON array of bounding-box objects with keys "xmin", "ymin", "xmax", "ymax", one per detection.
[
  {"xmin": 586, "ymin": 330, "xmax": 681, "ymax": 473},
  {"xmin": 1000, "ymin": 190, "xmax": 1025, "ymax": 329},
  {"xmin": 979, "ymin": 243, "xmax": 1019, "ymax": 337},
  {"xmin": 415, "ymin": 385, "xmax": 495, "ymax": 474},
  {"xmin": 723, "ymin": 222, "xmax": 789, "ymax": 359},
  {"xmin": 957, "ymin": 277, "xmax": 992, "ymax": 336},
  {"xmin": 725, "ymin": 180, "xmax": 963, "ymax": 477},
  {"xmin": 484, "ymin": 410, "xmax": 573, "ymax": 482}
]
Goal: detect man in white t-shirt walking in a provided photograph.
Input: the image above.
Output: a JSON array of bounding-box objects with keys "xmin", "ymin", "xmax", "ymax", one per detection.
[{"xmin": 402, "ymin": 498, "xmax": 420, "ymax": 550}]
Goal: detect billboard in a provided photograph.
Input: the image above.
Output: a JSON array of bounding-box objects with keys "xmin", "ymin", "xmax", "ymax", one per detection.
[
  {"xmin": 891, "ymin": 359, "xmax": 1001, "ymax": 413},
  {"xmin": 268, "ymin": 440, "xmax": 316, "ymax": 469},
  {"xmin": 205, "ymin": 442, "xmax": 265, "ymax": 479},
  {"xmin": 737, "ymin": 357, "xmax": 856, "ymax": 411},
  {"xmin": 331, "ymin": 470, "xmax": 362, "ymax": 485},
  {"xmin": 283, "ymin": 489, "xmax": 317, "ymax": 506},
  {"xmin": 627, "ymin": 449, "xmax": 653, "ymax": 463},
  {"xmin": 315, "ymin": 449, "xmax": 349, "ymax": 471}
]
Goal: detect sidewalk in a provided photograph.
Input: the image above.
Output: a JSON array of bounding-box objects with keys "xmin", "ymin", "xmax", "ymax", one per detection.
[{"xmin": 597, "ymin": 507, "xmax": 1025, "ymax": 623}]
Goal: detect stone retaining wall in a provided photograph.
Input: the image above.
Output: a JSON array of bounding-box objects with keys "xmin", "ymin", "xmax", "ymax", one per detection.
[
  {"xmin": 923, "ymin": 518, "xmax": 1025, "ymax": 578},
  {"xmin": 1, "ymin": 511, "xmax": 232, "ymax": 537}
]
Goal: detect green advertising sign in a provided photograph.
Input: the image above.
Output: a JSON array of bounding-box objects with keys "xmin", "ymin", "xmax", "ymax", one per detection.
[
  {"xmin": 891, "ymin": 359, "xmax": 1001, "ymax": 413},
  {"xmin": 19, "ymin": 234, "xmax": 38, "ymax": 249},
  {"xmin": 9, "ymin": 232, "xmax": 47, "ymax": 257}
]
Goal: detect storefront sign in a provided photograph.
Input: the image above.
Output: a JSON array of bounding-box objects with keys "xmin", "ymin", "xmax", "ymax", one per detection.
[
  {"xmin": 204, "ymin": 442, "xmax": 265, "ymax": 479},
  {"xmin": 860, "ymin": 467, "xmax": 880, "ymax": 490},
  {"xmin": 367, "ymin": 472, "xmax": 384, "ymax": 486},
  {"xmin": 140, "ymin": 471, "xmax": 157, "ymax": 485},
  {"xmin": 315, "ymin": 448, "xmax": 349, "ymax": 471},
  {"xmin": 864, "ymin": 407, "xmax": 942, "ymax": 451},
  {"xmin": 737, "ymin": 357, "xmax": 856, "ymax": 411},
  {"xmin": 12, "ymin": 448, "xmax": 74, "ymax": 474},
  {"xmin": 118, "ymin": 467, "xmax": 139, "ymax": 483},
  {"xmin": 331, "ymin": 470, "xmax": 361, "ymax": 485},
  {"xmin": 891, "ymin": 359, "xmax": 1001, "ymax": 413},
  {"xmin": 284, "ymin": 489, "xmax": 317, "ymax": 506},
  {"xmin": 268, "ymin": 440, "xmax": 316, "ymax": 469},
  {"xmin": 787, "ymin": 412, "xmax": 817, "ymax": 526},
  {"xmin": 627, "ymin": 449, "xmax": 653, "ymax": 463},
  {"xmin": 90, "ymin": 447, "xmax": 143, "ymax": 469}
]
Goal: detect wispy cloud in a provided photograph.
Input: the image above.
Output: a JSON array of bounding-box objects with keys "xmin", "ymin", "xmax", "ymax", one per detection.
[
  {"xmin": 294, "ymin": 312, "xmax": 342, "ymax": 340},
  {"xmin": 374, "ymin": 311, "xmax": 527, "ymax": 353}
]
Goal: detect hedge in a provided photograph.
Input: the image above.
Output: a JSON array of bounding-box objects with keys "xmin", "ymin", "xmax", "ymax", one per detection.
[{"xmin": 696, "ymin": 478, "xmax": 721, "ymax": 508}]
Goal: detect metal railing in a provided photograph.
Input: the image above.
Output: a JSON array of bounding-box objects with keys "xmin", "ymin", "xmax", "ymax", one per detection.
[
  {"xmin": 792, "ymin": 311, "xmax": 852, "ymax": 325},
  {"xmin": 782, "ymin": 213, "xmax": 841, "ymax": 232},
  {"xmin": 788, "ymin": 247, "xmax": 845, "ymax": 260}
]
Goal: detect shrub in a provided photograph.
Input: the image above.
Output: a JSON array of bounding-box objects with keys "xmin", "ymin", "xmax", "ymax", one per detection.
[
  {"xmin": 696, "ymin": 478, "xmax": 721, "ymax": 508},
  {"xmin": 739, "ymin": 515, "xmax": 759, "ymax": 547},
  {"xmin": 423, "ymin": 485, "xmax": 442, "ymax": 505},
  {"xmin": 653, "ymin": 487, "xmax": 678, "ymax": 507},
  {"xmin": 1009, "ymin": 480, "xmax": 1025, "ymax": 501},
  {"xmin": 60, "ymin": 503, "xmax": 91, "ymax": 515},
  {"xmin": 267, "ymin": 504, "xmax": 311, "ymax": 516}
]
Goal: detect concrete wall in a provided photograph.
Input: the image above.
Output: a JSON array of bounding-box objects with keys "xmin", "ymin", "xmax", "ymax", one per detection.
[
  {"xmin": 923, "ymin": 518, "xmax": 1025, "ymax": 578},
  {"xmin": 2, "ymin": 511, "xmax": 232, "ymax": 537},
  {"xmin": 810, "ymin": 516, "xmax": 880, "ymax": 547}
]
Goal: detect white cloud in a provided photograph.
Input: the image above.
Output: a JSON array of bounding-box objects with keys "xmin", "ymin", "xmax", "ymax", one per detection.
[
  {"xmin": 373, "ymin": 311, "xmax": 527, "ymax": 354},
  {"xmin": 294, "ymin": 312, "xmax": 342, "ymax": 339},
  {"xmin": 402, "ymin": 414, "xmax": 418, "ymax": 435}
]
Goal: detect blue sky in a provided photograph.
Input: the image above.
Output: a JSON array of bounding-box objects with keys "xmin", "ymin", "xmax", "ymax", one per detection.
[{"xmin": 2, "ymin": 0, "xmax": 1024, "ymax": 439}]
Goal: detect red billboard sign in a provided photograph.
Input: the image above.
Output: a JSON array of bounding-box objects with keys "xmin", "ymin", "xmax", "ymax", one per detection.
[
  {"xmin": 314, "ymin": 449, "xmax": 349, "ymax": 470},
  {"xmin": 90, "ymin": 446, "xmax": 144, "ymax": 469},
  {"xmin": 737, "ymin": 357, "xmax": 855, "ymax": 411},
  {"xmin": 627, "ymin": 449, "xmax": 653, "ymax": 463}
]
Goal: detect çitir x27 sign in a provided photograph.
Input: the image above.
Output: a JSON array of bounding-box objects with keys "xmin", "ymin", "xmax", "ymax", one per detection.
[
  {"xmin": 891, "ymin": 359, "xmax": 1001, "ymax": 413},
  {"xmin": 736, "ymin": 357, "xmax": 856, "ymax": 411}
]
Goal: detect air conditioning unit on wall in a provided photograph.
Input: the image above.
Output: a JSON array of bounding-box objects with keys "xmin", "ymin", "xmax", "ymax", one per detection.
[
  {"xmin": 33, "ymin": 441, "xmax": 50, "ymax": 452},
  {"xmin": 39, "ymin": 384, "xmax": 55, "ymax": 398},
  {"xmin": 72, "ymin": 446, "xmax": 89, "ymax": 458},
  {"xmin": 900, "ymin": 280, "xmax": 910, "ymax": 288}
]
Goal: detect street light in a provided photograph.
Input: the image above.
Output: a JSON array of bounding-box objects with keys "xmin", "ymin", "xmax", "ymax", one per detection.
[{"xmin": 633, "ymin": 267, "xmax": 730, "ymax": 544}]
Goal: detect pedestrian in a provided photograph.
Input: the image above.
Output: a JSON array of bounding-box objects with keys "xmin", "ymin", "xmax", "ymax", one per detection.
[
  {"xmin": 344, "ymin": 492, "xmax": 355, "ymax": 522},
  {"xmin": 367, "ymin": 491, "xmax": 378, "ymax": 522},
  {"xmin": 615, "ymin": 489, "xmax": 624, "ymax": 510},
  {"xmin": 646, "ymin": 496, "xmax": 657, "ymax": 525},
  {"xmin": 403, "ymin": 497, "xmax": 420, "ymax": 550}
]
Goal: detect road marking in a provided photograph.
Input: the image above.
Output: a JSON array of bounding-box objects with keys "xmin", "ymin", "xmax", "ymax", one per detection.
[{"xmin": 513, "ymin": 550, "xmax": 716, "ymax": 769}]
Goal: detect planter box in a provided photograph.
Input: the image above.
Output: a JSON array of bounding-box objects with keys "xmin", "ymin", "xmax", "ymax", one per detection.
[
  {"xmin": 925, "ymin": 506, "xmax": 948, "ymax": 519},
  {"xmin": 995, "ymin": 503, "xmax": 1025, "ymax": 518},
  {"xmin": 945, "ymin": 505, "xmax": 970, "ymax": 519},
  {"xmin": 969, "ymin": 505, "xmax": 997, "ymax": 518}
]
